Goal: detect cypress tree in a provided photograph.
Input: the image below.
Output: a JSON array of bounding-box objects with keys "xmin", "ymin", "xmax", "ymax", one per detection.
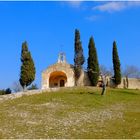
[
  {"xmin": 112, "ymin": 41, "xmax": 121, "ymax": 85},
  {"xmin": 87, "ymin": 36, "xmax": 99, "ymax": 86},
  {"xmin": 19, "ymin": 41, "xmax": 36, "ymax": 90},
  {"xmin": 74, "ymin": 29, "xmax": 85, "ymax": 82}
]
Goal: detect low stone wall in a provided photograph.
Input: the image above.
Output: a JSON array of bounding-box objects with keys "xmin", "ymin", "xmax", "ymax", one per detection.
[
  {"xmin": 0, "ymin": 90, "xmax": 41, "ymax": 103},
  {"xmin": 0, "ymin": 88, "xmax": 60, "ymax": 103},
  {"xmin": 109, "ymin": 78, "xmax": 140, "ymax": 89}
]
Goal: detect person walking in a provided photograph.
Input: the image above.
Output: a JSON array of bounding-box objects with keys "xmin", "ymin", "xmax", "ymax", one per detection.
[{"xmin": 101, "ymin": 74, "xmax": 106, "ymax": 95}]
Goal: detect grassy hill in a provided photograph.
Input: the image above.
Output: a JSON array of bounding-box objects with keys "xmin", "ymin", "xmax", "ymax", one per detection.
[{"xmin": 0, "ymin": 87, "xmax": 140, "ymax": 139}]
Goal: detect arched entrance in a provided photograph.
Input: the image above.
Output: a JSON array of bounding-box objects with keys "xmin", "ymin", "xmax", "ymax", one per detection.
[{"xmin": 49, "ymin": 71, "xmax": 67, "ymax": 88}]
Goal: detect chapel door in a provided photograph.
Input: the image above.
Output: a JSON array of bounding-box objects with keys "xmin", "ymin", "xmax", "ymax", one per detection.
[{"xmin": 60, "ymin": 80, "xmax": 65, "ymax": 87}]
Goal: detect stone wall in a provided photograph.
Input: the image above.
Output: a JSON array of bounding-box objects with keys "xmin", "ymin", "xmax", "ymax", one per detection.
[
  {"xmin": 0, "ymin": 88, "xmax": 60, "ymax": 103},
  {"xmin": 109, "ymin": 77, "xmax": 140, "ymax": 89},
  {"xmin": 77, "ymin": 70, "xmax": 91, "ymax": 86},
  {"xmin": 0, "ymin": 90, "xmax": 42, "ymax": 103},
  {"xmin": 78, "ymin": 73, "xmax": 140, "ymax": 89}
]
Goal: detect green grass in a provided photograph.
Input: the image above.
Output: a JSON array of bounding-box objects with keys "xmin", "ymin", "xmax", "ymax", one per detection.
[{"xmin": 0, "ymin": 87, "xmax": 140, "ymax": 139}]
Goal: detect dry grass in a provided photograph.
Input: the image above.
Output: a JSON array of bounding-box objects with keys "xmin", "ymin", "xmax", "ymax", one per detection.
[{"xmin": 0, "ymin": 87, "xmax": 140, "ymax": 139}]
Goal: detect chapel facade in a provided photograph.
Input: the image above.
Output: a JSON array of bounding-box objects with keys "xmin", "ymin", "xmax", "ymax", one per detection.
[{"xmin": 42, "ymin": 53, "xmax": 76, "ymax": 89}]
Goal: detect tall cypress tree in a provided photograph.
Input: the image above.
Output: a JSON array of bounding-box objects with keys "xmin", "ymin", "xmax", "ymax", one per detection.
[
  {"xmin": 87, "ymin": 36, "xmax": 99, "ymax": 86},
  {"xmin": 19, "ymin": 41, "xmax": 36, "ymax": 90},
  {"xmin": 112, "ymin": 41, "xmax": 121, "ymax": 85},
  {"xmin": 74, "ymin": 29, "xmax": 85, "ymax": 82}
]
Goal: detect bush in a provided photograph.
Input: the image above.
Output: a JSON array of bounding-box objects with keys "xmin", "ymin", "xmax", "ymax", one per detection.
[
  {"xmin": 0, "ymin": 90, "xmax": 6, "ymax": 95},
  {"xmin": 28, "ymin": 84, "xmax": 38, "ymax": 90},
  {"xmin": 5, "ymin": 88, "xmax": 12, "ymax": 94},
  {"xmin": 0, "ymin": 88, "xmax": 12, "ymax": 95}
]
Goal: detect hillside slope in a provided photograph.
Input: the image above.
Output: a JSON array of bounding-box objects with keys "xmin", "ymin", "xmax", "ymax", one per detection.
[{"xmin": 0, "ymin": 87, "xmax": 140, "ymax": 139}]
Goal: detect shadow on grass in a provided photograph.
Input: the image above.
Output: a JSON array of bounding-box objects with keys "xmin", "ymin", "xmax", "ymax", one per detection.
[
  {"xmin": 121, "ymin": 91, "xmax": 138, "ymax": 95},
  {"xmin": 67, "ymin": 91, "xmax": 101, "ymax": 96},
  {"xmin": 117, "ymin": 89, "xmax": 139, "ymax": 96}
]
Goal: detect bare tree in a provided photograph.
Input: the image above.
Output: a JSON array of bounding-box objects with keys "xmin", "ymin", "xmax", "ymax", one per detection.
[
  {"xmin": 123, "ymin": 65, "xmax": 140, "ymax": 78},
  {"xmin": 100, "ymin": 65, "xmax": 113, "ymax": 76},
  {"xmin": 11, "ymin": 81, "xmax": 23, "ymax": 93}
]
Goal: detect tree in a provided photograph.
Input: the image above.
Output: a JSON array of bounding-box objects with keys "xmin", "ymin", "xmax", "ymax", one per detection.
[
  {"xmin": 123, "ymin": 65, "xmax": 140, "ymax": 78},
  {"xmin": 112, "ymin": 41, "xmax": 121, "ymax": 85},
  {"xmin": 87, "ymin": 36, "xmax": 99, "ymax": 86},
  {"xmin": 19, "ymin": 41, "xmax": 36, "ymax": 90},
  {"xmin": 74, "ymin": 29, "xmax": 85, "ymax": 83},
  {"xmin": 100, "ymin": 65, "xmax": 113, "ymax": 76}
]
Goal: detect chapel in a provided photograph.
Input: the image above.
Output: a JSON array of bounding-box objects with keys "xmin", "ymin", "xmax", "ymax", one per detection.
[
  {"xmin": 41, "ymin": 52, "xmax": 91, "ymax": 89},
  {"xmin": 42, "ymin": 53, "xmax": 75, "ymax": 89}
]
